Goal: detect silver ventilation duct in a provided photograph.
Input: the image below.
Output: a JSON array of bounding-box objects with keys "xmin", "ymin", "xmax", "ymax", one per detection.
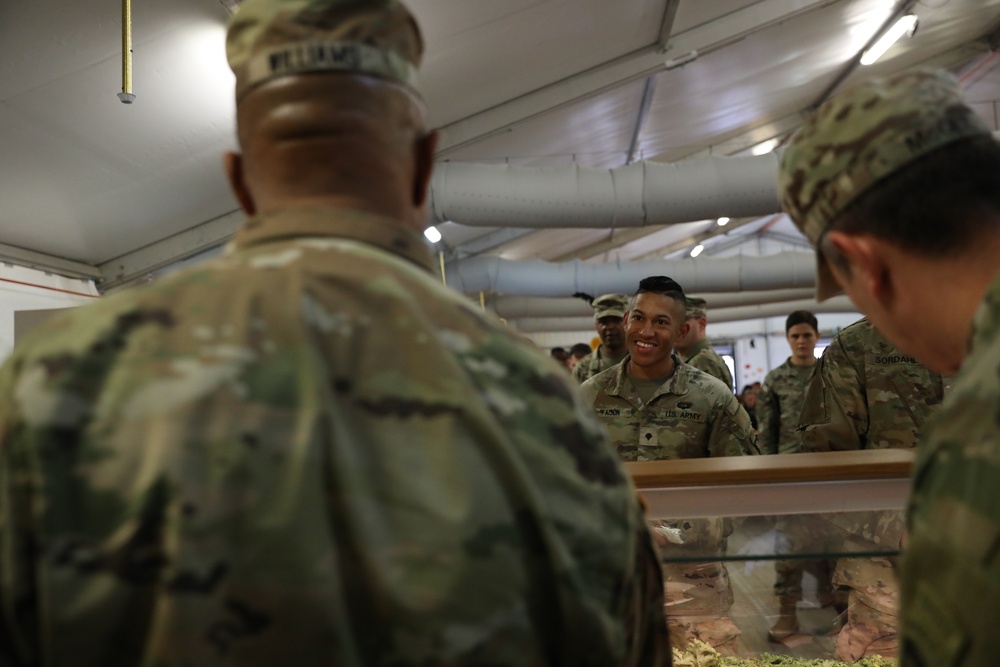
[{"xmin": 445, "ymin": 252, "xmax": 817, "ymax": 297}]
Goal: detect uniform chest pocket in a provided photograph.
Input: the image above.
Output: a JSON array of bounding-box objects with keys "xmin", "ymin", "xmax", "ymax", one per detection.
[{"xmin": 638, "ymin": 408, "xmax": 709, "ymax": 459}]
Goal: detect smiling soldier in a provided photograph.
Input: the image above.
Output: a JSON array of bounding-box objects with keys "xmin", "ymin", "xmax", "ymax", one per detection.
[
  {"xmin": 581, "ymin": 275, "xmax": 758, "ymax": 654},
  {"xmin": 580, "ymin": 276, "xmax": 757, "ymax": 462}
]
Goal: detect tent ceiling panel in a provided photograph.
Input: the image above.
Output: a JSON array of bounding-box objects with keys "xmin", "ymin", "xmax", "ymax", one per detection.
[
  {"xmin": 0, "ymin": 0, "xmax": 998, "ymax": 291},
  {"xmin": 438, "ymin": 80, "xmax": 647, "ymax": 168},
  {"xmin": 416, "ymin": 0, "xmax": 666, "ymax": 127}
]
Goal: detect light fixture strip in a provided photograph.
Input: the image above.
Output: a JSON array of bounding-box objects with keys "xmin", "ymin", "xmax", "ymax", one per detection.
[{"xmin": 861, "ymin": 14, "xmax": 917, "ymax": 66}]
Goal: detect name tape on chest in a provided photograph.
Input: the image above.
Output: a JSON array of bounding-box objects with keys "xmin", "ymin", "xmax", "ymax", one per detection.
[{"xmin": 872, "ymin": 354, "xmax": 920, "ymax": 365}]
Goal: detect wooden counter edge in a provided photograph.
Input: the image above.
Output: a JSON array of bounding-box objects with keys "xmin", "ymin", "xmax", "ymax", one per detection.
[{"xmin": 626, "ymin": 449, "xmax": 915, "ymax": 488}]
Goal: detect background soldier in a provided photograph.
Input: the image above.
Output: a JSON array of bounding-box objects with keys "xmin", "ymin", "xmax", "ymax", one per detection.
[
  {"xmin": 757, "ymin": 310, "xmax": 819, "ymax": 455},
  {"xmin": 797, "ymin": 317, "xmax": 947, "ymax": 661},
  {"xmin": 755, "ymin": 310, "xmax": 830, "ymax": 642},
  {"xmin": 581, "ymin": 276, "xmax": 758, "ymax": 655},
  {"xmin": 778, "ymin": 68, "xmax": 1000, "ymax": 667},
  {"xmin": 0, "ymin": 2, "xmax": 670, "ymax": 665},
  {"xmin": 567, "ymin": 342, "xmax": 594, "ymax": 371},
  {"xmin": 573, "ymin": 293, "xmax": 629, "ymax": 383},
  {"xmin": 675, "ymin": 296, "xmax": 734, "ymax": 391}
]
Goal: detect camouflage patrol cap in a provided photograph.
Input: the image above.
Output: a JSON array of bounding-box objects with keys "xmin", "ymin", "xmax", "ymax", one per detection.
[
  {"xmin": 685, "ymin": 296, "xmax": 707, "ymax": 319},
  {"xmin": 778, "ymin": 69, "xmax": 992, "ymax": 300},
  {"xmin": 226, "ymin": 0, "xmax": 424, "ymax": 102},
  {"xmin": 592, "ymin": 294, "xmax": 629, "ymax": 320}
]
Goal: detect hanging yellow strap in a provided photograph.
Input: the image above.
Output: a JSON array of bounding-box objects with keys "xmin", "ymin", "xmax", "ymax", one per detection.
[{"xmin": 438, "ymin": 252, "xmax": 447, "ymax": 286}]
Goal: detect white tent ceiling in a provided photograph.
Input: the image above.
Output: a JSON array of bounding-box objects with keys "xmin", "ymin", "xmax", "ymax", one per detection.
[{"xmin": 1, "ymin": 0, "xmax": 999, "ymax": 308}]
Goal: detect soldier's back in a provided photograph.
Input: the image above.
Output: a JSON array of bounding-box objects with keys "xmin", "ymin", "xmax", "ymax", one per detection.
[
  {"xmin": 799, "ymin": 318, "xmax": 944, "ymax": 452},
  {"xmin": 684, "ymin": 339, "xmax": 733, "ymax": 392},
  {"xmin": 0, "ymin": 210, "xmax": 668, "ymax": 667}
]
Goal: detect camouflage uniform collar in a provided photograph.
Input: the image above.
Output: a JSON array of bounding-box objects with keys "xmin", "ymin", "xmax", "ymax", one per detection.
[
  {"xmin": 595, "ymin": 343, "xmax": 627, "ymax": 364},
  {"xmin": 609, "ymin": 352, "xmax": 689, "ymax": 399},
  {"xmin": 229, "ymin": 207, "xmax": 435, "ymax": 272},
  {"xmin": 970, "ymin": 268, "xmax": 1000, "ymax": 356},
  {"xmin": 683, "ymin": 337, "xmax": 711, "ymax": 361}
]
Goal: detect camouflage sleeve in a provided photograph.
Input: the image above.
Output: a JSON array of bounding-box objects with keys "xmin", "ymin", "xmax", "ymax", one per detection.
[
  {"xmin": 0, "ymin": 356, "xmax": 36, "ymax": 665},
  {"xmin": 798, "ymin": 336, "xmax": 866, "ymax": 452},
  {"xmin": 572, "ymin": 355, "xmax": 590, "ymax": 384},
  {"xmin": 756, "ymin": 374, "xmax": 780, "ymax": 455},
  {"xmin": 708, "ymin": 393, "xmax": 760, "ymax": 457},
  {"xmin": 624, "ymin": 515, "xmax": 673, "ymax": 666},
  {"xmin": 578, "ymin": 377, "xmax": 600, "ymax": 406}
]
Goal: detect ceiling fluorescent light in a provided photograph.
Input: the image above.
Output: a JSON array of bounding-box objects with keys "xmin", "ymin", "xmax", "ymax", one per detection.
[
  {"xmin": 690, "ymin": 244, "xmax": 705, "ymax": 258},
  {"xmin": 861, "ymin": 14, "xmax": 918, "ymax": 66},
  {"xmin": 717, "ymin": 217, "xmax": 730, "ymax": 227},
  {"xmin": 423, "ymin": 226, "xmax": 442, "ymax": 243},
  {"xmin": 750, "ymin": 139, "xmax": 779, "ymax": 156}
]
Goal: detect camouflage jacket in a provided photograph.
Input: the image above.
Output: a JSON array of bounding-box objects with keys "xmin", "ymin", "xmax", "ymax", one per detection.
[
  {"xmin": 899, "ymin": 270, "xmax": 1000, "ymax": 667},
  {"xmin": 580, "ymin": 354, "xmax": 759, "ymax": 462},
  {"xmin": 573, "ymin": 343, "xmax": 627, "ymax": 384},
  {"xmin": 682, "ymin": 338, "xmax": 733, "ymax": 392},
  {"xmin": 757, "ymin": 359, "xmax": 815, "ymax": 454},
  {"xmin": 798, "ymin": 318, "xmax": 945, "ymax": 452},
  {"xmin": 0, "ymin": 208, "xmax": 670, "ymax": 667}
]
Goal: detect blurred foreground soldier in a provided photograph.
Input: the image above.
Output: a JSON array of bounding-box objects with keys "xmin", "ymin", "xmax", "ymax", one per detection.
[
  {"xmin": 779, "ymin": 68, "xmax": 1000, "ymax": 667},
  {"xmin": 573, "ymin": 293, "xmax": 629, "ymax": 383},
  {"xmin": 0, "ymin": 2, "xmax": 670, "ymax": 665},
  {"xmin": 755, "ymin": 311, "xmax": 829, "ymax": 642},
  {"xmin": 581, "ymin": 276, "xmax": 758, "ymax": 655},
  {"xmin": 675, "ymin": 297, "xmax": 733, "ymax": 391},
  {"xmin": 797, "ymin": 317, "xmax": 947, "ymax": 661}
]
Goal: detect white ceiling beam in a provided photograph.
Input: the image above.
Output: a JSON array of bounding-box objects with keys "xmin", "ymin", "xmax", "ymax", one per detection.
[
  {"xmin": 448, "ymin": 228, "xmax": 540, "ymax": 259},
  {"xmin": 435, "ymin": 0, "xmax": 839, "ymax": 157},
  {"xmin": 0, "ymin": 242, "xmax": 101, "ymax": 281},
  {"xmin": 634, "ymin": 216, "xmax": 766, "ymax": 260},
  {"xmin": 98, "ymin": 209, "xmax": 243, "ymax": 291},
  {"xmin": 552, "ymin": 226, "xmax": 672, "ymax": 262}
]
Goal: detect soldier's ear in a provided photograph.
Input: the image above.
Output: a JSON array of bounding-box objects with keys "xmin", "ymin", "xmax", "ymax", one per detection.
[
  {"xmin": 678, "ymin": 318, "xmax": 692, "ymax": 340},
  {"xmin": 412, "ymin": 130, "xmax": 440, "ymax": 208},
  {"xmin": 224, "ymin": 152, "xmax": 256, "ymax": 216},
  {"xmin": 825, "ymin": 231, "xmax": 892, "ymax": 304}
]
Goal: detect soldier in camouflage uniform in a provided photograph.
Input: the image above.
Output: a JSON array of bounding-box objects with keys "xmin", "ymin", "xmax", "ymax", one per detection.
[
  {"xmin": 573, "ymin": 294, "xmax": 630, "ymax": 383},
  {"xmin": 755, "ymin": 310, "xmax": 829, "ymax": 642},
  {"xmin": 757, "ymin": 310, "xmax": 819, "ymax": 456},
  {"xmin": 796, "ymin": 317, "xmax": 946, "ymax": 661},
  {"xmin": 799, "ymin": 318, "xmax": 946, "ymax": 454},
  {"xmin": 675, "ymin": 297, "xmax": 734, "ymax": 391},
  {"xmin": 581, "ymin": 276, "xmax": 758, "ymax": 655},
  {"xmin": 0, "ymin": 2, "xmax": 671, "ymax": 665},
  {"xmin": 778, "ymin": 69, "xmax": 1000, "ymax": 667}
]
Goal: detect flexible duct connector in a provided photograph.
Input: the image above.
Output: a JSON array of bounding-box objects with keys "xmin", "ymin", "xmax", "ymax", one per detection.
[
  {"xmin": 446, "ymin": 251, "xmax": 817, "ymax": 297},
  {"xmin": 430, "ymin": 154, "xmax": 784, "ymax": 228}
]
